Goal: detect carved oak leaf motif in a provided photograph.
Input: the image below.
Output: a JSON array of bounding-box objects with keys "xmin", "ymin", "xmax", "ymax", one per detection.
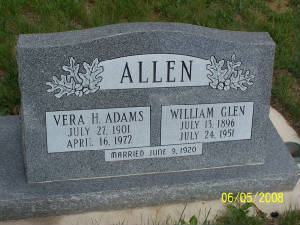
[
  {"xmin": 46, "ymin": 57, "xmax": 104, "ymax": 98},
  {"xmin": 230, "ymin": 70, "xmax": 255, "ymax": 91},
  {"xmin": 46, "ymin": 75, "xmax": 77, "ymax": 98},
  {"xmin": 207, "ymin": 56, "xmax": 227, "ymax": 89},
  {"xmin": 78, "ymin": 58, "xmax": 104, "ymax": 95},
  {"xmin": 206, "ymin": 54, "xmax": 254, "ymax": 91},
  {"xmin": 62, "ymin": 57, "xmax": 80, "ymax": 83}
]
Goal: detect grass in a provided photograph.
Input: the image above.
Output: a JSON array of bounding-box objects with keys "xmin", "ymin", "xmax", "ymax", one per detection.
[
  {"xmin": 272, "ymin": 72, "xmax": 300, "ymax": 121},
  {"xmin": 0, "ymin": 0, "xmax": 299, "ymax": 130},
  {"xmin": 155, "ymin": 203, "xmax": 300, "ymax": 225},
  {"xmin": 278, "ymin": 208, "xmax": 300, "ymax": 225}
]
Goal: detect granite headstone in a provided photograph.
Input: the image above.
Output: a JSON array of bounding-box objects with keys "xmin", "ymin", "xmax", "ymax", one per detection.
[
  {"xmin": 0, "ymin": 22, "xmax": 298, "ymax": 221},
  {"xmin": 17, "ymin": 22, "xmax": 272, "ymax": 183}
]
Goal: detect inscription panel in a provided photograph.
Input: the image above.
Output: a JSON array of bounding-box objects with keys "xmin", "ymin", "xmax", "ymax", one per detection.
[
  {"xmin": 161, "ymin": 102, "xmax": 254, "ymax": 145},
  {"xmin": 105, "ymin": 143, "xmax": 202, "ymax": 161},
  {"xmin": 46, "ymin": 107, "xmax": 150, "ymax": 153}
]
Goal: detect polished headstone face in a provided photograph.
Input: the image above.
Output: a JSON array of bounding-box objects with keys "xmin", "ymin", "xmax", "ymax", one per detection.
[{"xmin": 17, "ymin": 22, "xmax": 275, "ymax": 183}]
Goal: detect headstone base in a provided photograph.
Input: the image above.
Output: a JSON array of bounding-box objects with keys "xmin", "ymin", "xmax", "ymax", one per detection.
[{"xmin": 0, "ymin": 115, "xmax": 299, "ymax": 221}]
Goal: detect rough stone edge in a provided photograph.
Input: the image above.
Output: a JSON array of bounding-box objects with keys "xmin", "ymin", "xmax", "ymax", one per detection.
[
  {"xmin": 0, "ymin": 172, "xmax": 298, "ymax": 221},
  {"xmin": 17, "ymin": 22, "xmax": 275, "ymax": 49}
]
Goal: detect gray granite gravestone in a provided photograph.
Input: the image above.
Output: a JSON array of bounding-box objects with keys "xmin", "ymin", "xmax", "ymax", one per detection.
[
  {"xmin": 0, "ymin": 23, "xmax": 298, "ymax": 220},
  {"xmin": 18, "ymin": 23, "xmax": 270, "ymax": 183}
]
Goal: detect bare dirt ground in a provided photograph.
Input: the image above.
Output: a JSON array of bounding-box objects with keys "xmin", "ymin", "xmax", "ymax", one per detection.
[{"xmin": 267, "ymin": 0, "xmax": 290, "ymax": 13}]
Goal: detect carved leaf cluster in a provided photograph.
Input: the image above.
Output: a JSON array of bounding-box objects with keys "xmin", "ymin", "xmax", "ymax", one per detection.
[
  {"xmin": 46, "ymin": 57, "xmax": 104, "ymax": 98},
  {"xmin": 206, "ymin": 54, "xmax": 254, "ymax": 91}
]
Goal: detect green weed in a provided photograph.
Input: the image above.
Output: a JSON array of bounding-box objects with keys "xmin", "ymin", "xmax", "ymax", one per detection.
[{"xmin": 174, "ymin": 203, "xmax": 300, "ymax": 225}]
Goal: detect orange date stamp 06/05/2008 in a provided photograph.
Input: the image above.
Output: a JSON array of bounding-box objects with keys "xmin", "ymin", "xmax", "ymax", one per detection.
[{"xmin": 221, "ymin": 192, "xmax": 284, "ymax": 203}]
